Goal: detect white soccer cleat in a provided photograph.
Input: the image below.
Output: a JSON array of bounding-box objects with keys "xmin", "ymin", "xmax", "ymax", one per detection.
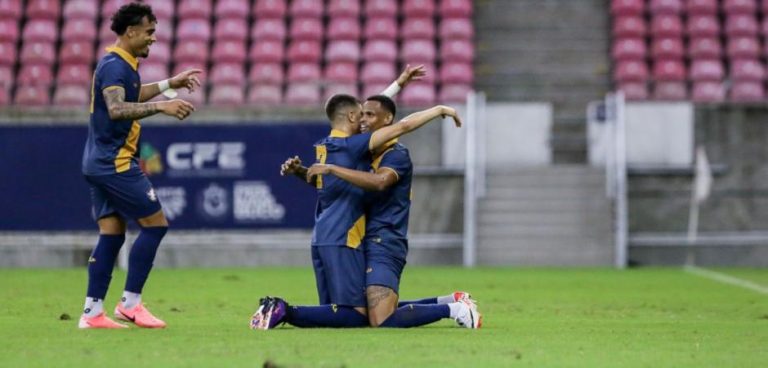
[
  {"xmin": 453, "ymin": 291, "xmax": 477, "ymax": 305},
  {"xmin": 454, "ymin": 299, "xmax": 482, "ymax": 329}
]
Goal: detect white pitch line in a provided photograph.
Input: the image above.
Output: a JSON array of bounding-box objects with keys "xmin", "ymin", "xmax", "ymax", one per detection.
[{"xmin": 684, "ymin": 266, "xmax": 768, "ymax": 295}]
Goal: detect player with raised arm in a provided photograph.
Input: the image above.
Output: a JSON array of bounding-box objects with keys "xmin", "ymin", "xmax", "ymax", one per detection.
[{"xmin": 78, "ymin": 2, "xmax": 201, "ymax": 329}]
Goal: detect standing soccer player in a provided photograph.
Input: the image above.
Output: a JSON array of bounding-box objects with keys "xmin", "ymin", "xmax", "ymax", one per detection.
[{"xmin": 78, "ymin": 2, "xmax": 201, "ymax": 329}]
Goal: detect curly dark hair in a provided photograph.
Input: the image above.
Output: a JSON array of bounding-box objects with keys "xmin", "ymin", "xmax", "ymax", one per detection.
[
  {"xmin": 110, "ymin": 2, "xmax": 156, "ymax": 36},
  {"xmin": 365, "ymin": 95, "xmax": 397, "ymax": 118}
]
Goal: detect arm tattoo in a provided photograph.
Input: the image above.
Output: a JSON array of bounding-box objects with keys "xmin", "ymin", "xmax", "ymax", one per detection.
[
  {"xmin": 103, "ymin": 87, "xmax": 160, "ymax": 120},
  {"xmin": 366, "ymin": 286, "xmax": 393, "ymax": 310}
]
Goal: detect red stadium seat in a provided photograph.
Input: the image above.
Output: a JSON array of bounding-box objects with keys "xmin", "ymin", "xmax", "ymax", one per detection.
[
  {"xmin": 145, "ymin": 42, "xmax": 171, "ymax": 64},
  {"xmin": 17, "ymin": 64, "xmax": 53, "ymax": 86},
  {"xmin": 210, "ymin": 63, "xmax": 245, "ymax": 85},
  {"xmin": 177, "ymin": 19, "xmax": 212, "ymax": 42},
  {"xmin": 731, "ymin": 59, "xmax": 765, "ymax": 81},
  {"xmin": 53, "ymin": 85, "xmax": 90, "ymax": 106},
  {"xmin": 690, "ymin": 60, "xmax": 724, "ymax": 81},
  {"xmin": 688, "ymin": 37, "xmax": 722, "ymax": 59},
  {"xmin": 287, "ymin": 40, "xmax": 322, "ymax": 62},
  {"xmin": 290, "ymin": 18, "xmax": 324, "ymax": 41},
  {"xmin": 23, "ymin": 20, "xmax": 57, "ymax": 43},
  {"xmin": 323, "ymin": 83, "xmax": 359, "ymax": 101},
  {"xmin": 324, "ymin": 62, "xmax": 358, "ymax": 83},
  {"xmin": 649, "ymin": 0, "xmax": 682, "ymax": 14},
  {"xmin": 137, "ymin": 62, "xmax": 168, "ymax": 83},
  {"xmin": 613, "ymin": 60, "xmax": 649, "ymax": 82},
  {"xmin": 440, "ymin": 0, "xmax": 472, "ymax": 17},
  {"xmin": 652, "ymin": 59, "xmax": 686, "ymax": 81},
  {"xmin": 101, "ymin": 0, "xmax": 132, "ymax": 19},
  {"xmin": 208, "ymin": 85, "xmax": 245, "ymax": 107},
  {"xmin": 725, "ymin": 14, "xmax": 758, "ymax": 37},
  {"xmin": 650, "ymin": 15, "xmax": 683, "ymax": 37},
  {"xmin": 287, "ymin": 62, "xmax": 322, "ymax": 82},
  {"xmin": 327, "ymin": 17, "xmax": 361, "ymax": 40},
  {"xmin": 26, "ymin": 0, "xmax": 60, "ymax": 20},
  {"xmin": 248, "ymin": 63, "xmax": 284, "ymax": 84},
  {"xmin": 612, "ymin": 16, "xmax": 646, "ymax": 38},
  {"xmin": 153, "ymin": 21, "xmax": 173, "ymax": 43},
  {"xmin": 62, "ymin": 19, "xmax": 97, "ymax": 42},
  {"xmin": 0, "ymin": 42, "xmax": 17, "ymax": 65},
  {"xmin": 252, "ymin": 19, "xmax": 286, "ymax": 41},
  {"xmin": 440, "ymin": 62, "xmax": 473, "ymax": 84},
  {"xmin": 144, "ymin": 0, "xmax": 175, "ymax": 20},
  {"xmin": 63, "ymin": 0, "xmax": 98, "ymax": 20},
  {"xmin": 687, "ymin": 15, "xmax": 720, "ymax": 37},
  {"xmin": 686, "ymin": 0, "xmax": 718, "ymax": 14},
  {"xmin": 247, "ymin": 84, "xmax": 283, "ymax": 105},
  {"xmin": 212, "ymin": 40, "xmax": 247, "ymax": 63},
  {"xmin": 401, "ymin": 39, "xmax": 436, "ymax": 63},
  {"xmin": 612, "ymin": 38, "xmax": 647, "ymax": 60},
  {"xmin": 325, "ymin": 40, "xmax": 361, "ymax": 63},
  {"xmin": 364, "ymin": 17, "xmax": 398, "ymax": 40},
  {"xmin": 361, "ymin": 62, "xmax": 396, "ymax": 84},
  {"xmin": 249, "ymin": 40, "xmax": 285, "ymax": 62},
  {"xmin": 177, "ymin": 0, "xmax": 212, "ymax": 20},
  {"xmin": 363, "ymin": 40, "xmax": 397, "ymax": 62},
  {"xmin": 173, "ymin": 41, "xmax": 209, "ymax": 63},
  {"xmin": 215, "ymin": 0, "xmax": 248, "ymax": 19},
  {"xmin": 652, "ymin": 81, "xmax": 687, "ymax": 100},
  {"xmin": 440, "ymin": 39, "xmax": 474, "ymax": 63},
  {"xmin": 692, "ymin": 81, "xmax": 725, "ymax": 102},
  {"xmin": 253, "ymin": 0, "xmax": 286, "ymax": 18},
  {"xmin": 0, "ymin": 0, "xmax": 22, "ymax": 19},
  {"xmin": 176, "ymin": 84, "xmax": 206, "ymax": 105},
  {"xmin": 402, "ymin": 17, "xmax": 436, "ymax": 40},
  {"xmin": 290, "ymin": 0, "xmax": 323, "ymax": 18},
  {"xmin": 20, "ymin": 41, "xmax": 56, "ymax": 65},
  {"xmin": 400, "ymin": 83, "xmax": 436, "ymax": 106},
  {"xmin": 0, "ymin": 65, "xmax": 12, "ymax": 88},
  {"xmin": 285, "ymin": 83, "xmax": 321, "ymax": 105},
  {"xmin": 362, "ymin": 83, "xmax": 388, "ymax": 98},
  {"xmin": 403, "ymin": 0, "xmax": 436, "ymax": 17},
  {"xmin": 611, "ymin": 0, "xmax": 644, "ymax": 15},
  {"xmin": 730, "ymin": 81, "xmax": 765, "ymax": 102},
  {"xmin": 366, "ymin": 0, "xmax": 398, "ymax": 17},
  {"xmin": 651, "ymin": 37, "xmax": 684, "ymax": 59},
  {"xmin": 215, "ymin": 19, "xmax": 248, "ymax": 42},
  {"xmin": 727, "ymin": 37, "xmax": 760, "ymax": 59},
  {"xmin": 0, "ymin": 87, "xmax": 9, "ymax": 105},
  {"xmin": 0, "ymin": 19, "xmax": 19, "ymax": 42},
  {"xmin": 328, "ymin": 0, "xmax": 361, "ymax": 17},
  {"xmin": 14, "ymin": 85, "xmax": 50, "ymax": 106},
  {"xmin": 723, "ymin": 0, "xmax": 757, "ymax": 14},
  {"xmin": 99, "ymin": 21, "xmax": 113, "ymax": 42},
  {"xmin": 59, "ymin": 42, "xmax": 95, "ymax": 64},
  {"xmin": 618, "ymin": 82, "xmax": 649, "ymax": 100},
  {"xmin": 440, "ymin": 17, "xmax": 474, "ymax": 40},
  {"xmin": 439, "ymin": 84, "xmax": 472, "ymax": 103}
]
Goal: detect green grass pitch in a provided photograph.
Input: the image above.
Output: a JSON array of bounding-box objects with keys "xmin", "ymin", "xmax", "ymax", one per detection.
[{"xmin": 1, "ymin": 267, "xmax": 766, "ymax": 367}]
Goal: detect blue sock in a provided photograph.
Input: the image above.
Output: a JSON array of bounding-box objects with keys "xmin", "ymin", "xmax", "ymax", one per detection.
[
  {"xmin": 398, "ymin": 297, "xmax": 437, "ymax": 307},
  {"xmin": 379, "ymin": 304, "xmax": 450, "ymax": 328},
  {"xmin": 124, "ymin": 226, "xmax": 167, "ymax": 293},
  {"xmin": 86, "ymin": 234, "xmax": 125, "ymax": 299},
  {"xmin": 286, "ymin": 305, "xmax": 369, "ymax": 328}
]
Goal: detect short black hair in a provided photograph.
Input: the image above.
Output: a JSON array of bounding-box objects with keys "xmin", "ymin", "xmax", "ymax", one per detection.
[
  {"xmin": 325, "ymin": 94, "xmax": 360, "ymax": 120},
  {"xmin": 366, "ymin": 95, "xmax": 397, "ymax": 118},
  {"xmin": 110, "ymin": 2, "xmax": 156, "ymax": 36}
]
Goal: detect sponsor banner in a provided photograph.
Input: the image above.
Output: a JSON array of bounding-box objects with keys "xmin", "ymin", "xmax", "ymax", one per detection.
[{"xmin": 0, "ymin": 124, "xmax": 327, "ymax": 230}]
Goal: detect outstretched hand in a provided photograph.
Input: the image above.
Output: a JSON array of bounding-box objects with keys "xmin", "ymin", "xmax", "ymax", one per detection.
[
  {"xmin": 169, "ymin": 69, "xmax": 203, "ymax": 93},
  {"xmin": 396, "ymin": 64, "xmax": 427, "ymax": 87}
]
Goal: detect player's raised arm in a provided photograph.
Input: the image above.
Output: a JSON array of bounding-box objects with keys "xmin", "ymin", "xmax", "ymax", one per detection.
[
  {"xmin": 379, "ymin": 64, "xmax": 426, "ymax": 99},
  {"xmin": 368, "ymin": 105, "xmax": 463, "ymax": 153},
  {"xmin": 103, "ymin": 87, "xmax": 195, "ymax": 121},
  {"xmin": 139, "ymin": 69, "xmax": 203, "ymax": 102},
  {"xmin": 306, "ymin": 164, "xmax": 398, "ymax": 191}
]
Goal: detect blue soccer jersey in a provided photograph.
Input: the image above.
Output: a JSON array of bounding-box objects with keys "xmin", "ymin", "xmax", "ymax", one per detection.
[
  {"xmin": 311, "ymin": 130, "xmax": 373, "ymax": 248},
  {"xmin": 365, "ymin": 142, "xmax": 413, "ymax": 242},
  {"xmin": 82, "ymin": 46, "xmax": 143, "ymax": 176}
]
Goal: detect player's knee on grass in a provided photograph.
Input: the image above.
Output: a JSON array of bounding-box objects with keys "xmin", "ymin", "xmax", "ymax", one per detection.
[{"xmin": 366, "ymin": 285, "xmax": 399, "ymax": 327}]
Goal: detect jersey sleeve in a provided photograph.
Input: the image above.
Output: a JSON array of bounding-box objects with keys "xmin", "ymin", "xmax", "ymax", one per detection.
[
  {"xmin": 378, "ymin": 148, "xmax": 412, "ymax": 179},
  {"xmin": 346, "ymin": 132, "xmax": 373, "ymax": 159},
  {"xmin": 98, "ymin": 60, "xmax": 128, "ymax": 91}
]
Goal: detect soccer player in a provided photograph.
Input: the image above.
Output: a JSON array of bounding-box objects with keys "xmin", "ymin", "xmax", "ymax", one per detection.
[{"xmin": 78, "ymin": 2, "xmax": 201, "ymax": 329}]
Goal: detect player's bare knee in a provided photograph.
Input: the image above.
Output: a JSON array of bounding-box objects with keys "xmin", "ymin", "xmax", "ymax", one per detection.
[
  {"xmin": 97, "ymin": 215, "xmax": 126, "ymax": 235},
  {"xmin": 138, "ymin": 209, "xmax": 168, "ymax": 228}
]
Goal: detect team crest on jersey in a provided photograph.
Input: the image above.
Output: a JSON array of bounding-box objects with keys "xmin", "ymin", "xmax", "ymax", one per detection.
[{"xmin": 147, "ymin": 188, "xmax": 158, "ymax": 202}]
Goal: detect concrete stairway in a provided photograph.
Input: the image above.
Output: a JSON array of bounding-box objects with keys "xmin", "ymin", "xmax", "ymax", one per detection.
[{"xmin": 477, "ymin": 166, "xmax": 614, "ymax": 265}]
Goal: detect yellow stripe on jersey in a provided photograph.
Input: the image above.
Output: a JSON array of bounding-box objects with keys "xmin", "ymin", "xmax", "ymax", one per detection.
[
  {"xmin": 372, "ymin": 147, "xmax": 399, "ymax": 180},
  {"xmin": 89, "ymin": 73, "xmax": 96, "ymax": 113},
  {"xmin": 115, "ymin": 120, "xmax": 141, "ymax": 173},
  {"xmin": 315, "ymin": 144, "xmax": 327, "ymax": 189},
  {"xmin": 105, "ymin": 46, "xmax": 139, "ymax": 71},
  {"xmin": 346, "ymin": 215, "xmax": 366, "ymax": 248}
]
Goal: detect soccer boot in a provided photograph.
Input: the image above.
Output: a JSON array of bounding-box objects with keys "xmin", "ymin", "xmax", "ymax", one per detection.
[
  {"xmin": 78, "ymin": 312, "xmax": 128, "ymax": 329},
  {"xmin": 454, "ymin": 299, "xmax": 482, "ymax": 329},
  {"xmin": 115, "ymin": 302, "xmax": 167, "ymax": 328},
  {"xmin": 250, "ymin": 296, "xmax": 288, "ymax": 330}
]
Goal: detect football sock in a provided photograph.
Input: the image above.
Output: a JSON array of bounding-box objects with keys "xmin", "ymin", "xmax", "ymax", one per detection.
[
  {"xmin": 121, "ymin": 291, "xmax": 141, "ymax": 309},
  {"xmin": 86, "ymin": 234, "xmax": 125, "ymax": 300},
  {"xmin": 437, "ymin": 294, "xmax": 457, "ymax": 304},
  {"xmin": 397, "ymin": 297, "xmax": 437, "ymax": 307},
  {"xmin": 447, "ymin": 302, "xmax": 462, "ymax": 319},
  {"xmin": 125, "ymin": 226, "xmax": 167, "ymax": 294},
  {"xmin": 379, "ymin": 304, "xmax": 450, "ymax": 328},
  {"xmin": 285, "ymin": 305, "xmax": 369, "ymax": 328},
  {"xmin": 83, "ymin": 297, "xmax": 104, "ymax": 318}
]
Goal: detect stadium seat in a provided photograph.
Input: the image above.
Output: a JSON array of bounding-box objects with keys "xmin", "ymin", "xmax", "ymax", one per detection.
[
  {"xmin": 253, "ymin": 0, "xmax": 287, "ymax": 18},
  {"xmin": 440, "ymin": 17, "xmax": 474, "ymax": 40},
  {"xmin": 618, "ymin": 82, "xmax": 649, "ymax": 100},
  {"xmin": 62, "ymin": 19, "xmax": 97, "ymax": 42},
  {"xmin": 210, "ymin": 63, "xmax": 245, "ymax": 85},
  {"xmin": 285, "ymin": 83, "xmax": 321, "ymax": 105},
  {"xmin": 323, "ymin": 83, "xmax": 359, "ymax": 101},
  {"xmin": 23, "ymin": 20, "xmax": 57, "ymax": 43},
  {"xmin": 173, "ymin": 62, "xmax": 207, "ymax": 78},
  {"xmin": 362, "ymin": 83, "xmax": 388, "ymax": 98},
  {"xmin": 411, "ymin": 62, "xmax": 437, "ymax": 84},
  {"xmin": 440, "ymin": 62, "xmax": 473, "ymax": 84},
  {"xmin": 686, "ymin": 0, "xmax": 718, "ymax": 14},
  {"xmin": 290, "ymin": 18, "xmax": 324, "ymax": 41},
  {"xmin": 137, "ymin": 62, "xmax": 168, "ymax": 83},
  {"xmin": 287, "ymin": 62, "xmax": 322, "ymax": 82},
  {"xmin": 403, "ymin": 0, "xmax": 436, "ymax": 17},
  {"xmin": 247, "ymin": 84, "xmax": 283, "ymax": 105},
  {"xmin": 400, "ymin": 83, "xmax": 436, "ymax": 106},
  {"xmin": 613, "ymin": 60, "xmax": 649, "ymax": 82},
  {"xmin": 63, "ymin": 0, "xmax": 98, "ymax": 20},
  {"xmin": 687, "ymin": 15, "xmax": 720, "ymax": 37},
  {"xmin": 144, "ymin": 0, "xmax": 175, "ymax": 20},
  {"xmin": 248, "ymin": 63, "xmax": 284, "ymax": 84},
  {"xmin": 99, "ymin": 21, "xmax": 114, "ymax": 42},
  {"xmin": 215, "ymin": 0, "xmax": 248, "ymax": 19},
  {"xmin": 14, "ymin": 85, "xmax": 50, "ymax": 106},
  {"xmin": 177, "ymin": 19, "xmax": 212, "ymax": 42},
  {"xmin": 0, "ymin": 87, "xmax": 8, "ymax": 105},
  {"xmin": 290, "ymin": 0, "xmax": 323, "ymax": 18},
  {"xmin": 26, "ymin": 0, "xmax": 60, "ymax": 20},
  {"xmin": 154, "ymin": 20, "xmax": 174, "ymax": 43},
  {"xmin": 0, "ymin": 42, "xmax": 17, "ymax": 65},
  {"xmin": 612, "ymin": 16, "xmax": 645, "ymax": 38},
  {"xmin": 727, "ymin": 37, "xmax": 760, "ymax": 59},
  {"xmin": 145, "ymin": 42, "xmax": 171, "ymax": 64},
  {"xmin": 723, "ymin": 0, "xmax": 757, "ymax": 14},
  {"xmin": 17, "ymin": 64, "xmax": 53, "ymax": 86},
  {"xmin": 364, "ymin": 17, "xmax": 398, "ymax": 40},
  {"xmin": 327, "ymin": 17, "xmax": 361, "ymax": 40},
  {"xmin": 53, "ymin": 85, "xmax": 90, "ymax": 106},
  {"xmin": 365, "ymin": 0, "xmax": 398, "ymax": 17},
  {"xmin": 328, "ymin": 0, "xmax": 361, "ymax": 17},
  {"xmin": 730, "ymin": 81, "xmax": 764, "ymax": 102},
  {"xmin": 440, "ymin": 39, "xmax": 474, "ymax": 63},
  {"xmin": 0, "ymin": 66, "xmax": 13, "ymax": 88},
  {"xmin": 652, "ymin": 59, "xmax": 686, "ymax": 81},
  {"xmin": 652, "ymin": 81, "xmax": 687, "ymax": 100},
  {"xmin": 325, "ymin": 41, "xmax": 361, "ymax": 63},
  {"xmin": 649, "ymin": 0, "xmax": 682, "ymax": 14},
  {"xmin": 252, "ymin": 19, "xmax": 287, "ymax": 40},
  {"xmin": 610, "ymin": 0, "xmax": 644, "ymax": 15},
  {"xmin": 361, "ymin": 62, "xmax": 396, "ymax": 84},
  {"xmin": 287, "ymin": 40, "xmax": 322, "ymax": 62},
  {"xmin": 177, "ymin": 0, "xmax": 212, "ymax": 20},
  {"xmin": 249, "ymin": 40, "xmax": 285, "ymax": 62},
  {"xmin": 725, "ymin": 14, "xmax": 758, "ymax": 37},
  {"xmin": 612, "ymin": 38, "xmax": 647, "ymax": 60},
  {"xmin": 692, "ymin": 81, "xmax": 725, "ymax": 102},
  {"xmin": 730, "ymin": 59, "xmax": 765, "ymax": 81},
  {"xmin": 20, "ymin": 42, "xmax": 56, "ymax": 65},
  {"xmin": 214, "ymin": 19, "xmax": 248, "ymax": 42},
  {"xmin": 176, "ymin": 84, "xmax": 205, "ymax": 105},
  {"xmin": 0, "ymin": 19, "xmax": 19, "ymax": 42},
  {"xmin": 401, "ymin": 40, "xmax": 436, "ymax": 63},
  {"xmin": 690, "ymin": 60, "xmax": 724, "ymax": 81},
  {"xmin": 208, "ymin": 85, "xmax": 245, "ymax": 107},
  {"xmin": 212, "ymin": 40, "xmax": 247, "ymax": 63},
  {"xmin": 440, "ymin": 0, "xmax": 472, "ymax": 17},
  {"xmin": 0, "ymin": 0, "xmax": 22, "ymax": 19},
  {"xmin": 439, "ymin": 84, "xmax": 472, "ymax": 103},
  {"xmin": 59, "ymin": 42, "xmax": 95, "ymax": 64},
  {"xmin": 402, "ymin": 17, "xmax": 436, "ymax": 39},
  {"xmin": 101, "ymin": 0, "xmax": 132, "ymax": 19},
  {"xmin": 324, "ymin": 62, "xmax": 358, "ymax": 83},
  {"xmin": 650, "ymin": 15, "xmax": 683, "ymax": 37},
  {"xmin": 688, "ymin": 37, "xmax": 722, "ymax": 59},
  {"xmin": 650, "ymin": 37, "xmax": 684, "ymax": 59},
  {"xmin": 173, "ymin": 41, "xmax": 209, "ymax": 63}
]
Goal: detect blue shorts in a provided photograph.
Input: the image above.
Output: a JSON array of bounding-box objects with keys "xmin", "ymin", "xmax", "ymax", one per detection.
[
  {"xmin": 84, "ymin": 169, "xmax": 162, "ymax": 221},
  {"xmin": 364, "ymin": 236, "xmax": 408, "ymax": 294},
  {"xmin": 311, "ymin": 245, "xmax": 366, "ymax": 308}
]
